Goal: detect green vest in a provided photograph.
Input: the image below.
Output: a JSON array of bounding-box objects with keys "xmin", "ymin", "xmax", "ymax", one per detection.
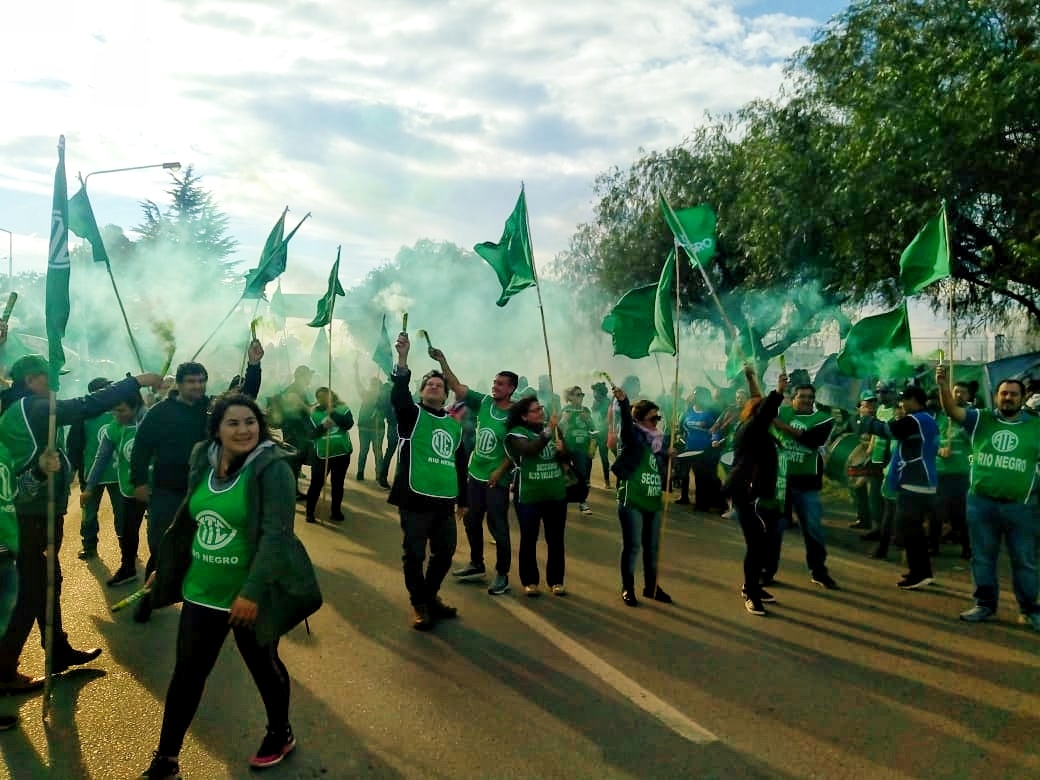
[
  {"xmin": 934, "ymin": 411, "xmax": 970, "ymax": 476},
  {"xmin": 310, "ymin": 404, "xmax": 354, "ymax": 458},
  {"xmin": 870, "ymin": 406, "xmax": 894, "ymax": 464},
  {"xmin": 467, "ymin": 393, "xmax": 511, "ymax": 482},
  {"xmin": 965, "ymin": 410, "xmax": 1040, "ymax": 503},
  {"xmin": 0, "ymin": 443, "xmax": 19, "ymax": 555},
  {"xmin": 775, "ymin": 406, "xmax": 829, "ymax": 478},
  {"xmin": 512, "ymin": 428, "xmax": 566, "ymax": 504},
  {"xmin": 616, "ymin": 443, "xmax": 663, "ymax": 512},
  {"xmin": 0, "ymin": 397, "xmax": 66, "ymax": 473},
  {"xmin": 182, "ymin": 466, "xmax": 253, "ymax": 610},
  {"xmin": 85, "ymin": 413, "xmax": 117, "ymax": 484},
  {"xmin": 408, "ymin": 408, "xmax": 462, "ymax": 499},
  {"xmin": 561, "ymin": 406, "xmax": 595, "ymax": 451},
  {"xmin": 105, "ymin": 419, "xmax": 139, "ymax": 498}
]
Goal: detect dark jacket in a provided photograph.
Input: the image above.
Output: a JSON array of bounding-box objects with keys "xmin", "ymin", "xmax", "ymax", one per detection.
[
  {"xmin": 727, "ymin": 391, "xmax": 784, "ymax": 502},
  {"xmin": 387, "ymin": 367, "xmax": 468, "ymax": 512},
  {"xmin": 610, "ymin": 398, "xmax": 667, "ymax": 481},
  {"xmin": 130, "ymin": 363, "xmax": 261, "ymax": 492},
  {"xmin": 151, "ymin": 439, "xmax": 322, "ymax": 645}
]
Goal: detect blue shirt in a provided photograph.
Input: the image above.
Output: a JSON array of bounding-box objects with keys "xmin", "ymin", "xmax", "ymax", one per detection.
[{"xmin": 681, "ymin": 408, "xmax": 717, "ymax": 453}]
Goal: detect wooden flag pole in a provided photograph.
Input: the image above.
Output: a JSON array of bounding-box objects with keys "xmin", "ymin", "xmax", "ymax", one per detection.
[
  {"xmin": 320, "ymin": 250, "xmax": 342, "ymax": 515},
  {"xmin": 659, "ymin": 240, "xmax": 682, "ymax": 601},
  {"xmin": 42, "ymin": 391, "xmax": 57, "ymax": 721},
  {"xmin": 521, "ymin": 188, "xmax": 556, "ymax": 409}
]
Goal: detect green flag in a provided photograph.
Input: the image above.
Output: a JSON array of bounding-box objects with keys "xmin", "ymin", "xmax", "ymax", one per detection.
[
  {"xmin": 372, "ymin": 314, "xmax": 394, "ymax": 377},
  {"xmin": 46, "ymin": 136, "xmax": 70, "ymax": 390},
  {"xmin": 649, "ymin": 249, "xmax": 677, "ymax": 356},
  {"xmin": 475, "ymin": 187, "xmax": 537, "ymax": 307},
  {"xmin": 67, "ymin": 184, "xmax": 109, "ymax": 264},
  {"xmin": 309, "ymin": 326, "xmax": 328, "ymax": 369},
  {"xmin": 269, "ymin": 280, "xmax": 286, "ymax": 327},
  {"xmin": 725, "ymin": 328, "xmax": 757, "ymax": 381},
  {"xmin": 308, "ymin": 248, "xmax": 345, "ymax": 328},
  {"xmin": 899, "ymin": 202, "xmax": 951, "ymax": 295},
  {"xmin": 601, "ymin": 284, "xmax": 656, "ymax": 358},
  {"xmin": 660, "ymin": 195, "xmax": 717, "ymax": 266},
  {"xmin": 836, "ymin": 302, "xmax": 914, "ymax": 378},
  {"xmin": 243, "ymin": 210, "xmax": 310, "ymax": 300}
]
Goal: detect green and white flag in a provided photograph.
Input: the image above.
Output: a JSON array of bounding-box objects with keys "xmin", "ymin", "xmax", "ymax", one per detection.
[
  {"xmin": 68, "ymin": 184, "xmax": 109, "ymax": 264},
  {"xmin": 243, "ymin": 209, "xmax": 310, "ymax": 300},
  {"xmin": 475, "ymin": 186, "xmax": 537, "ymax": 307},
  {"xmin": 46, "ymin": 135, "xmax": 70, "ymax": 390},
  {"xmin": 308, "ymin": 248, "xmax": 345, "ymax": 328},
  {"xmin": 601, "ymin": 251, "xmax": 677, "ymax": 359},
  {"xmin": 372, "ymin": 314, "xmax": 394, "ymax": 377},
  {"xmin": 660, "ymin": 195, "xmax": 717, "ymax": 267}
]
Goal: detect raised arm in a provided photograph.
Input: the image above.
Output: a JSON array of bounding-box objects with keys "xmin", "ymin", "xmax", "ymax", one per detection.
[
  {"xmin": 427, "ymin": 348, "xmax": 468, "ymax": 399},
  {"xmin": 936, "ymin": 364, "xmax": 967, "ymax": 423}
]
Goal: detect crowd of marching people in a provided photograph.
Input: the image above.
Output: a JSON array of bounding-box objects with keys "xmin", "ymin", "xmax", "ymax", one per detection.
[{"xmin": 0, "ymin": 318, "xmax": 1038, "ymax": 778}]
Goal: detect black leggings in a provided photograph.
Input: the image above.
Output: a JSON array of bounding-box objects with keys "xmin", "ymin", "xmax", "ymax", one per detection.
[{"xmin": 157, "ymin": 601, "xmax": 290, "ymax": 756}]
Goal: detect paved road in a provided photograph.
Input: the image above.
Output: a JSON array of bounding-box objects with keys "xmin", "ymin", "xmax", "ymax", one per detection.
[{"xmin": 1, "ymin": 479, "xmax": 1038, "ymax": 779}]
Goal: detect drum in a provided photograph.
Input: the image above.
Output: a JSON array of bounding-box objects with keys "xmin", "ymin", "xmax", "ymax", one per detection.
[{"xmin": 824, "ymin": 434, "xmax": 870, "ymax": 486}]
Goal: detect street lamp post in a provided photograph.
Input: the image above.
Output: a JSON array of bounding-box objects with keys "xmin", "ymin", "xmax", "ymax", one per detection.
[
  {"xmin": 0, "ymin": 228, "xmax": 10, "ymax": 295},
  {"xmin": 81, "ymin": 161, "xmax": 181, "ymax": 187}
]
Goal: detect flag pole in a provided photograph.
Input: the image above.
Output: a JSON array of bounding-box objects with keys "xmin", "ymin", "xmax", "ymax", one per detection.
[
  {"xmin": 191, "ymin": 297, "xmax": 242, "ymax": 361},
  {"xmin": 320, "ymin": 248, "xmax": 341, "ymax": 514},
  {"xmin": 658, "ymin": 239, "xmax": 682, "ymax": 602},
  {"xmin": 239, "ymin": 299, "xmax": 263, "ymax": 378},
  {"xmin": 42, "ymin": 391, "xmax": 57, "ymax": 720},
  {"xmin": 521, "ymin": 186, "xmax": 556, "ymax": 409}
]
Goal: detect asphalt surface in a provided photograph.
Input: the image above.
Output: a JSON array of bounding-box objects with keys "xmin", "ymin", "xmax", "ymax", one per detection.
[{"xmin": 1, "ymin": 474, "xmax": 1038, "ymax": 780}]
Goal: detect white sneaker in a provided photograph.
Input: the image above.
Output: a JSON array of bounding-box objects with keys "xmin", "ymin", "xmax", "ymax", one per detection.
[
  {"xmin": 524, "ymin": 584, "xmax": 540, "ymax": 597},
  {"xmin": 579, "ymin": 502, "xmax": 591, "ymax": 514},
  {"xmin": 551, "ymin": 584, "xmax": 566, "ymax": 596}
]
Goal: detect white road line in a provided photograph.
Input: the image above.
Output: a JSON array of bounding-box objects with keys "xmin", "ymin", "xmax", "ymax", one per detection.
[{"xmin": 495, "ymin": 597, "xmax": 719, "ymax": 745}]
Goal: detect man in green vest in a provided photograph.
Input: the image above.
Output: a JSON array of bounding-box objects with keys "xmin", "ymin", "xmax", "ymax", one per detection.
[
  {"xmin": 429, "ymin": 348, "xmax": 517, "ymax": 595},
  {"xmin": 771, "ymin": 383, "xmax": 838, "ymax": 589},
  {"xmin": 388, "ymin": 334, "xmax": 468, "ymax": 631},
  {"xmin": 937, "ymin": 367, "xmax": 1040, "ymax": 629}
]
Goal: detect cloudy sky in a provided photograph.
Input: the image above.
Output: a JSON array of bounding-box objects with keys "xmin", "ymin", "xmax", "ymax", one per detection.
[{"xmin": 0, "ymin": 0, "xmax": 848, "ymax": 293}]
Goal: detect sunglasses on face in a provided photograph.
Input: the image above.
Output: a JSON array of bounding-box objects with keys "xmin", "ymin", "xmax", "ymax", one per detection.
[{"xmin": 647, "ymin": 415, "xmax": 662, "ymax": 422}]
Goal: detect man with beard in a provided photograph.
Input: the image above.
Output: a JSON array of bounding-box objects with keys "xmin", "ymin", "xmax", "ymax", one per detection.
[
  {"xmin": 937, "ymin": 368, "xmax": 1040, "ymax": 629},
  {"xmin": 429, "ymin": 348, "xmax": 518, "ymax": 596}
]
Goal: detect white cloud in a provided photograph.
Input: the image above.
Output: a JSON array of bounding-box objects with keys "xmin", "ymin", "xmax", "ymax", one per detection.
[{"xmin": 0, "ymin": 0, "xmax": 834, "ymax": 286}]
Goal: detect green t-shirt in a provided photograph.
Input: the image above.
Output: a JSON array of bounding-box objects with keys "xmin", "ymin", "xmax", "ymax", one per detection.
[
  {"xmin": 934, "ymin": 411, "xmax": 970, "ymax": 476},
  {"xmin": 510, "ymin": 427, "xmax": 566, "ymax": 504},
  {"xmin": 182, "ymin": 466, "xmax": 253, "ymax": 610},
  {"xmin": 775, "ymin": 406, "xmax": 831, "ymax": 479},
  {"xmin": 0, "ymin": 443, "xmax": 19, "ymax": 555},
  {"xmin": 616, "ymin": 443, "xmax": 663, "ymax": 512},
  {"xmin": 560, "ymin": 405, "xmax": 596, "ymax": 451},
  {"xmin": 408, "ymin": 408, "xmax": 462, "ymax": 499},
  {"xmin": 310, "ymin": 404, "xmax": 354, "ymax": 458},
  {"xmin": 85, "ymin": 413, "xmax": 118, "ymax": 485},
  {"xmin": 464, "ymin": 391, "xmax": 511, "ymax": 482},
  {"xmin": 963, "ymin": 409, "xmax": 1040, "ymax": 503},
  {"xmin": 870, "ymin": 405, "xmax": 895, "ymax": 464}
]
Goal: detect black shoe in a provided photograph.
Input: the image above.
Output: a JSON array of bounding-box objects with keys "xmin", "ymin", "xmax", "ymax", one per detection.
[
  {"xmin": 411, "ymin": 604, "xmax": 433, "ymax": 631},
  {"xmin": 742, "ymin": 586, "xmax": 776, "ymax": 603},
  {"xmin": 53, "ymin": 646, "xmax": 102, "ymax": 674},
  {"xmin": 305, "ymin": 516, "xmax": 318, "ymax": 524},
  {"xmin": 77, "ymin": 547, "xmax": 98, "ymax": 560},
  {"xmin": 861, "ymin": 530, "xmax": 881, "ymax": 541},
  {"xmin": 674, "ymin": 497, "xmax": 690, "ymax": 505},
  {"xmin": 0, "ymin": 672, "xmax": 45, "ymax": 695},
  {"xmin": 329, "ymin": 514, "xmax": 345, "ymax": 524},
  {"xmin": 355, "ymin": 475, "xmax": 365, "ymax": 482},
  {"xmin": 377, "ymin": 479, "xmax": 390, "ymax": 489},
  {"xmin": 642, "ymin": 586, "xmax": 673, "ymax": 604},
  {"xmin": 107, "ymin": 566, "xmax": 137, "ymax": 587},
  {"xmin": 249, "ymin": 724, "xmax": 296, "ymax": 769},
  {"xmin": 140, "ymin": 752, "xmax": 181, "ymax": 779},
  {"xmin": 133, "ymin": 592, "xmax": 154, "ymax": 623},
  {"xmin": 429, "ymin": 596, "xmax": 458, "ymax": 620},
  {"xmin": 898, "ymin": 574, "xmax": 934, "ymax": 590},
  {"xmin": 621, "ymin": 590, "xmax": 639, "ymax": 607},
  {"xmin": 810, "ymin": 573, "xmax": 839, "ymax": 590},
  {"xmin": 760, "ymin": 574, "xmax": 777, "ymax": 587},
  {"xmin": 0, "ymin": 714, "xmax": 17, "ymax": 731},
  {"xmin": 869, "ymin": 547, "xmax": 888, "ymax": 560}
]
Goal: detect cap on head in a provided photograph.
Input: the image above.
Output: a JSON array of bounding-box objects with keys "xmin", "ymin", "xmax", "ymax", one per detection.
[
  {"xmin": 10, "ymin": 355, "xmax": 50, "ymax": 385},
  {"xmin": 859, "ymin": 389, "xmax": 878, "ymax": 402}
]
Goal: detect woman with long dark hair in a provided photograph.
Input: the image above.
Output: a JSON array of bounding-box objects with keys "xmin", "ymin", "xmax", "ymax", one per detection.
[
  {"xmin": 140, "ymin": 394, "xmax": 322, "ymax": 779},
  {"xmin": 506, "ymin": 395, "xmax": 569, "ymax": 596}
]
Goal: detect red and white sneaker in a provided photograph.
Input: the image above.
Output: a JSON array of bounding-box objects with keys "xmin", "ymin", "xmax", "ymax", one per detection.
[{"xmin": 249, "ymin": 725, "xmax": 296, "ymax": 769}]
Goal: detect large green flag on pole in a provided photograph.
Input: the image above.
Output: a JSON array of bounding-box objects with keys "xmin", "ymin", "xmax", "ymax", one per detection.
[
  {"xmin": 660, "ymin": 195, "xmax": 717, "ymax": 267},
  {"xmin": 372, "ymin": 314, "xmax": 394, "ymax": 377},
  {"xmin": 308, "ymin": 248, "xmax": 345, "ymax": 328},
  {"xmin": 601, "ymin": 252, "xmax": 678, "ymax": 359},
  {"xmin": 836, "ymin": 301, "xmax": 914, "ymax": 378},
  {"xmin": 899, "ymin": 202, "xmax": 951, "ymax": 295},
  {"xmin": 243, "ymin": 210, "xmax": 310, "ymax": 300},
  {"xmin": 67, "ymin": 184, "xmax": 109, "ymax": 264},
  {"xmin": 46, "ymin": 136, "xmax": 70, "ymax": 391},
  {"xmin": 474, "ymin": 187, "xmax": 537, "ymax": 307}
]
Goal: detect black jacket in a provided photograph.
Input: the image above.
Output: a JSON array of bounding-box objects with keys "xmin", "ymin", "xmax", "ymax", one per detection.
[
  {"xmin": 726, "ymin": 391, "xmax": 784, "ymax": 503},
  {"xmin": 610, "ymin": 397, "xmax": 667, "ymax": 481}
]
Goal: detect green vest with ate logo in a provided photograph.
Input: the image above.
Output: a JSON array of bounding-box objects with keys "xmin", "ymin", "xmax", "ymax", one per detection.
[
  {"xmin": 85, "ymin": 413, "xmax": 118, "ymax": 484},
  {"xmin": 408, "ymin": 408, "xmax": 462, "ymax": 499},
  {"xmin": 617, "ymin": 443, "xmax": 663, "ymax": 512},
  {"xmin": 182, "ymin": 466, "xmax": 252, "ymax": 610},
  {"xmin": 468, "ymin": 394, "xmax": 510, "ymax": 482},
  {"xmin": 0, "ymin": 443, "xmax": 19, "ymax": 555},
  {"xmin": 965, "ymin": 410, "xmax": 1040, "ymax": 503},
  {"xmin": 512, "ymin": 428, "xmax": 567, "ymax": 504}
]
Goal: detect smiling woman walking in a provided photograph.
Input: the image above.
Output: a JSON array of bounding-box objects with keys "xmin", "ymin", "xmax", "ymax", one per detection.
[{"xmin": 140, "ymin": 394, "xmax": 322, "ymax": 780}]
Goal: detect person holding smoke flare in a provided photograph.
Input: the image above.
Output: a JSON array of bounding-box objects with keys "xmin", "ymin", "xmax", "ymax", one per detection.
[
  {"xmin": 610, "ymin": 386, "xmax": 673, "ymax": 607},
  {"xmin": 304, "ymin": 387, "xmax": 354, "ymax": 524},
  {"xmin": 140, "ymin": 394, "xmax": 321, "ymax": 779},
  {"xmin": 724, "ymin": 364, "xmax": 788, "ymax": 616},
  {"xmin": 506, "ymin": 396, "xmax": 570, "ymax": 596}
]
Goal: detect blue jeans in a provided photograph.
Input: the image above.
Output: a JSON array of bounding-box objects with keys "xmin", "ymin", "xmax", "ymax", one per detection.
[
  {"xmin": 79, "ymin": 482, "xmax": 126, "ymax": 549},
  {"xmin": 779, "ymin": 488, "xmax": 828, "ymax": 577},
  {"xmin": 617, "ymin": 504, "xmax": 661, "ymax": 592},
  {"xmin": 0, "ymin": 555, "xmax": 17, "ymax": 637},
  {"xmin": 966, "ymin": 495, "xmax": 1039, "ymax": 614}
]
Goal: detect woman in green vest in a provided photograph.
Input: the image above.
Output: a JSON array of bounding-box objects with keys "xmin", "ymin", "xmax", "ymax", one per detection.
[
  {"xmin": 559, "ymin": 385, "xmax": 597, "ymax": 514},
  {"xmin": 141, "ymin": 395, "xmax": 322, "ymax": 780},
  {"xmin": 304, "ymin": 387, "xmax": 354, "ymax": 524},
  {"xmin": 506, "ymin": 396, "xmax": 569, "ymax": 596}
]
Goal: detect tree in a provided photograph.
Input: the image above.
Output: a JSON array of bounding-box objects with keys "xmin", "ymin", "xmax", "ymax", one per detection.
[{"xmin": 134, "ymin": 165, "xmax": 239, "ymax": 286}]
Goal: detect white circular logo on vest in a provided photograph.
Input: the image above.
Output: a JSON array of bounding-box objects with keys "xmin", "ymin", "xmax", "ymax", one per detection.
[
  {"xmin": 990, "ymin": 430, "xmax": 1018, "ymax": 454},
  {"xmin": 431, "ymin": 429, "xmax": 455, "ymax": 459},
  {"xmin": 0, "ymin": 464, "xmax": 14, "ymax": 503},
  {"xmin": 122, "ymin": 439, "xmax": 134, "ymax": 463},
  {"xmin": 539, "ymin": 442, "xmax": 556, "ymax": 461},
  {"xmin": 649, "ymin": 457, "xmax": 659, "ymax": 473},
  {"xmin": 476, "ymin": 428, "xmax": 498, "ymax": 455},
  {"xmin": 195, "ymin": 510, "xmax": 237, "ymax": 551}
]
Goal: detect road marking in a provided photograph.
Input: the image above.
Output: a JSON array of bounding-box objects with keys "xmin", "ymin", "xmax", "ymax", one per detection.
[{"xmin": 495, "ymin": 597, "xmax": 719, "ymax": 745}]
